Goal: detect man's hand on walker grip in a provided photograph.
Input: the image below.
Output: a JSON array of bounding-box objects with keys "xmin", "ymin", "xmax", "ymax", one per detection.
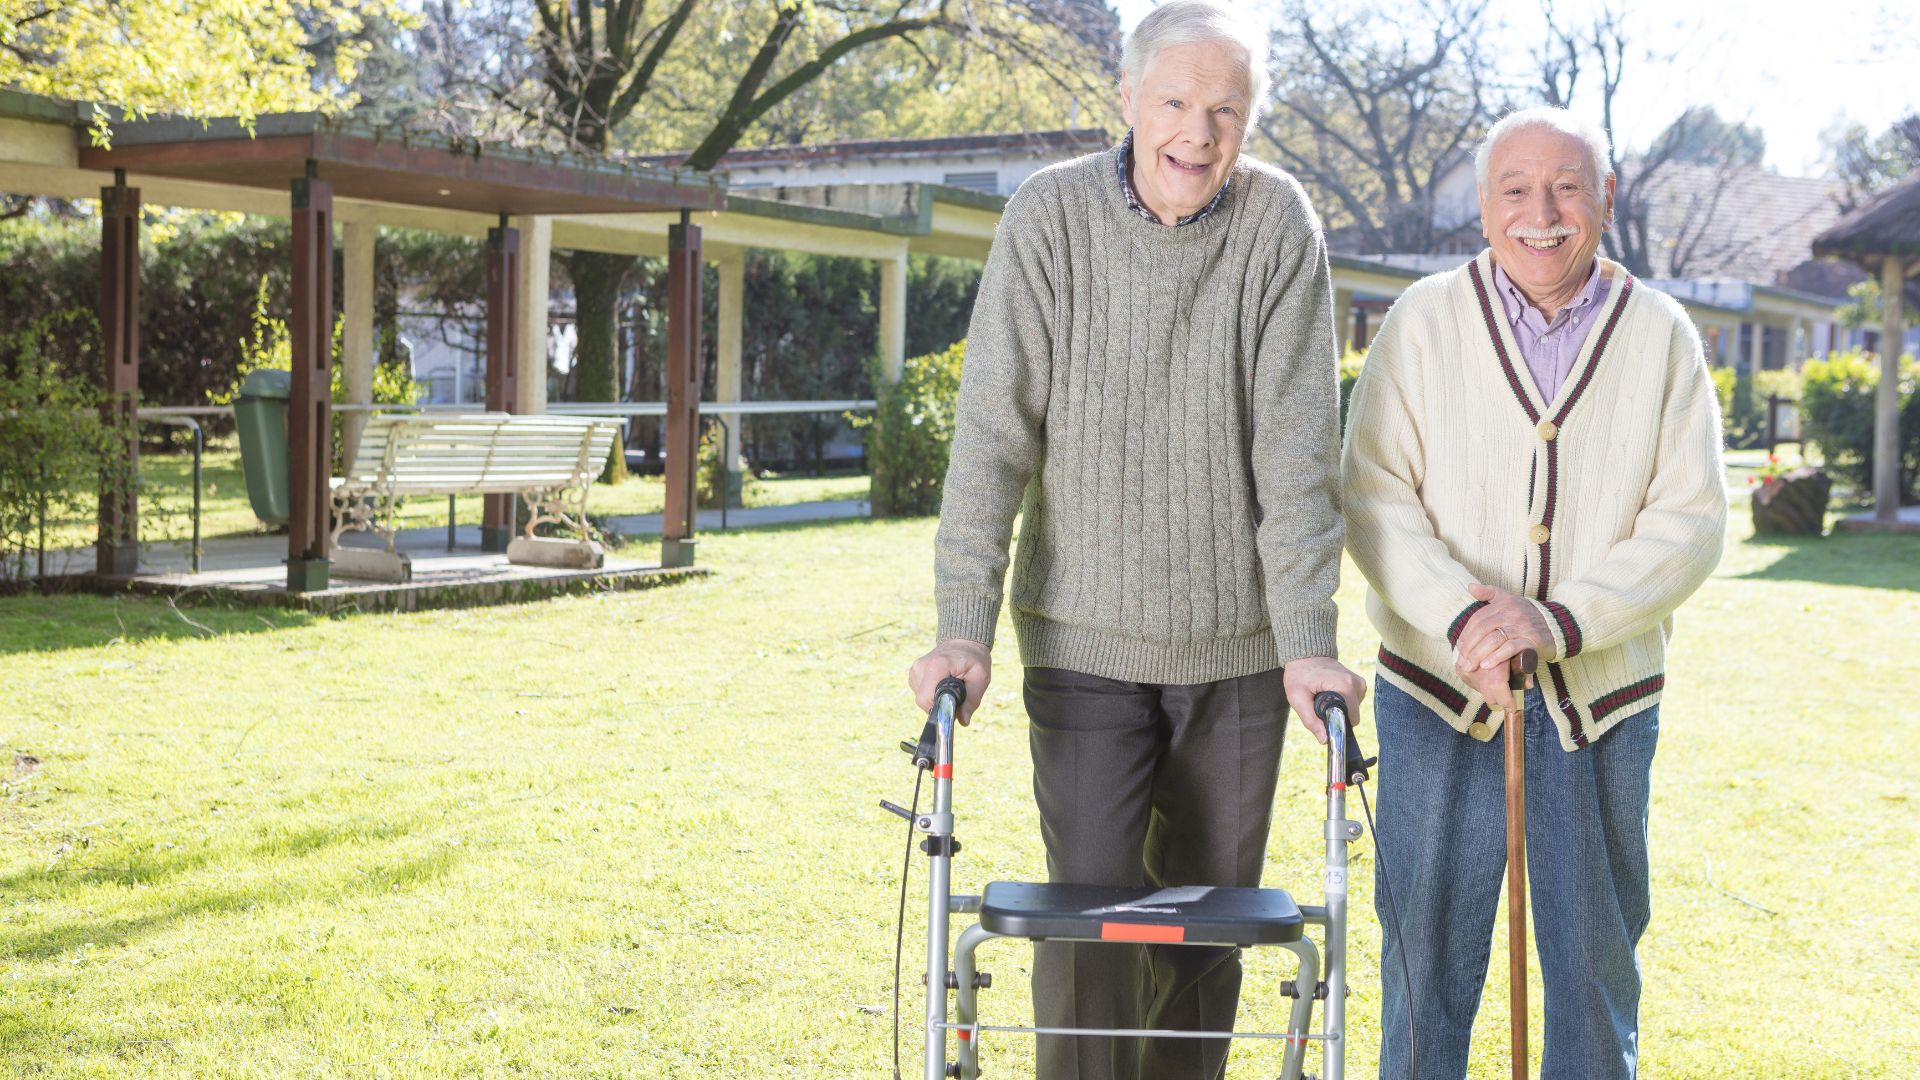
[
  {"xmin": 909, "ymin": 639, "xmax": 992, "ymax": 724},
  {"xmin": 1283, "ymin": 656, "xmax": 1367, "ymax": 745}
]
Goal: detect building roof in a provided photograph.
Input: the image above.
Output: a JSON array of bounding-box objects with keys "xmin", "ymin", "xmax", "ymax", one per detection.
[
  {"xmin": 635, "ymin": 128, "xmax": 1112, "ymax": 170},
  {"xmin": 1812, "ymin": 169, "xmax": 1920, "ymax": 268},
  {"xmin": 1636, "ymin": 162, "xmax": 1845, "ymax": 285},
  {"xmin": 80, "ymin": 112, "xmax": 727, "ymax": 217}
]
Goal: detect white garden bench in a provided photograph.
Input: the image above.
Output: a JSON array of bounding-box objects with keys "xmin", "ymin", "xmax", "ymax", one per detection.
[{"xmin": 329, "ymin": 412, "xmax": 623, "ymax": 582}]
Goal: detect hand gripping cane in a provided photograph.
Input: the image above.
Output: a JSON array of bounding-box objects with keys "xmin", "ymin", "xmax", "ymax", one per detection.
[{"xmin": 1505, "ymin": 649, "xmax": 1538, "ymax": 1080}]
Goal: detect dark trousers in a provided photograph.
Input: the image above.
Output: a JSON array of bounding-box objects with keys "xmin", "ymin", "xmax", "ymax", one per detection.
[{"xmin": 1023, "ymin": 665, "xmax": 1289, "ymax": 1080}]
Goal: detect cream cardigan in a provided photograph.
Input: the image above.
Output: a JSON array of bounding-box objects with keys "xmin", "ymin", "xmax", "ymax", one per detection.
[{"xmin": 1342, "ymin": 250, "xmax": 1728, "ymax": 750}]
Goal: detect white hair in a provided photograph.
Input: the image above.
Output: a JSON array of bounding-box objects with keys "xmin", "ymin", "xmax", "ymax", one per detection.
[
  {"xmin": 1474, "ymin": 106, "xmax": 1614, "ymax": 191},
  {"xmin": 1121, "ymin": 1, "xmax": 1271, "ymax": 110}
]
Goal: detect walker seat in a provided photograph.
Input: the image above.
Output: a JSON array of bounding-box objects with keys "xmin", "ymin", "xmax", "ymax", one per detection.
[{"xmin": 978, "ymin": 881, "xmax": 1305, "ymax": 946}]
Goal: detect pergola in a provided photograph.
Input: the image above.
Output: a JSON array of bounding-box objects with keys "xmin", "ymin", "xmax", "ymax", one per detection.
[
  {"xmin": 0, "ymin": 90, "xmax": 1005, "ymax": 590},
  {"xmin": 1813, "ymin": 170, "xmax": 1920, "ymax": 524}
]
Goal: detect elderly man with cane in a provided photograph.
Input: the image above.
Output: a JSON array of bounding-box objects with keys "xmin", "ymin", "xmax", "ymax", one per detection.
[
  {"xmin": 906, "ymin": 3, "xmax": 1365, "ymax": 1078},
  {"xmin": 1341, "ymin": 105, "xmax": 1728, "ymax": 1079}
]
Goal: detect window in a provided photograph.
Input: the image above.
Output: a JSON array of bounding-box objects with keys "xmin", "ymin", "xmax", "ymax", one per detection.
[{"xmin": 941, "ymin": 170, "xmax": 1000, "ymax": 194}]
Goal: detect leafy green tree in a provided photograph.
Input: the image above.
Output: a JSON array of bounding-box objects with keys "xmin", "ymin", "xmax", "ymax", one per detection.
[{"xmin": 0, "ymin": 0, "xmax": 409, "ymax": 141}]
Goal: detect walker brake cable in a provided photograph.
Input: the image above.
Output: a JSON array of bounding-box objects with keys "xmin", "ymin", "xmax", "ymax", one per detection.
[
  {"xmin": 1357, "ymin": 778, "xmax": 1417, "ymax": 1080},
  {"xmin": 884, "ymin": 767, "xmax": 925, "ymax": 1080}
]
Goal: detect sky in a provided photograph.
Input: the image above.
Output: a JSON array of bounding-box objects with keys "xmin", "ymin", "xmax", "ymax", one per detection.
[{"xmin": 1113, "ymin": 0, "xmax": 1920, "ymax": 176}]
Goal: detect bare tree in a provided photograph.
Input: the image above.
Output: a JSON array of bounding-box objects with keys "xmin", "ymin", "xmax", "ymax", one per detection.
[
  {"xmin": 1531, "ymin": 3, "xmax": 1759, "ymax": 279},
  {"xmin": 507, "ymin": 0, "xmax": 1110, "ymax": 475},
  {"xmin": 1257, "ymin": 0, "xmax": 1495, "ymax": 254},
  {"xmin": 1826, "ymin": 113, "xmax": 1920, "ymax": 212}
]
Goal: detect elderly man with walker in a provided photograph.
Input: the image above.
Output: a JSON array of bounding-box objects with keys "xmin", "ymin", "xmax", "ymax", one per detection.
[
  {"xmin": 1341, "ymin": 105, "xmax": 1729, "ymax": 1079},
  {"xmin": 907, "ymin": 3, "xmax": 1366, "ymax": 1078}
]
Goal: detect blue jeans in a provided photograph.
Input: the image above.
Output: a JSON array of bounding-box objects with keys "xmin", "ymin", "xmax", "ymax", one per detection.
[{"xmin": 1371, "ymin": 677, "xmax": 1658, "ymax": 1080}]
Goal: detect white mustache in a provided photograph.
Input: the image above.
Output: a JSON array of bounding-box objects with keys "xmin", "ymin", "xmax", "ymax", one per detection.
[{"xmin": 1507, "ymin": 224, "xmax": 1578, "ymax": 240}]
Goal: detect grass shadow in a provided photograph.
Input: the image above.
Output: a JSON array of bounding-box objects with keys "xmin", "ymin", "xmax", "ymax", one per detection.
[
  {"xmin": 0, "ymin": 817, "xmax": 451, "ymax": 963},
  {"xmin": 0, "ymin": 593, "xmax": 315, "ymax": 657},
  {"xmin": 1738, "ymin": 529, "xmax": 1920, "ymax": 592}
]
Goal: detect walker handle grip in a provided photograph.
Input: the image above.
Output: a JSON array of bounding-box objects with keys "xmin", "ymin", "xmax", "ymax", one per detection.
[
  {"xmin": 932, "ymin": 676, "xmax": 969, "ymax": 717},
  {"xmin": 908, "ymin": 676, "xmax": 971, "ymax": 769},
  {"xmin": 1315, "ymin": 691, "xmax": 1374, "ymax": 784},
  {"xmin": 1313, "ymin": 691, "xmax": 1349, "ymax": 726}
]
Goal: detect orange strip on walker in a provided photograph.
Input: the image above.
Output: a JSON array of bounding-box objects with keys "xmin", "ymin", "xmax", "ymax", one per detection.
[{"xmin": 1100, "ymin": 922, "xmax": 1185, "ymax": 943}]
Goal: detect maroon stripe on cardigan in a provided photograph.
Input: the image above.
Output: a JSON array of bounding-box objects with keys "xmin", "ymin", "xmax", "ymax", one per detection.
[
  {"xmin": 1449, "ymin": 601, "xmax": 1489, "ymax": 647},
  {"xmin": 1538, "ymin": 437, "xmax": 1559, "ymax": 599},
  {"xmin": 1546, "ymin": 662, "xmax": 1587, "ymax": 746},
  {"xmin": 1542, "ymin": 600, "xmax": 1583, "ymax": 657},
  {"xmin": 1473, "ymin": 703, "xmax": 1492, "ymax": 725},
  {"xmin": 1549, "ymin": 275, "xmax": 1636, "ymax": 426},
  {"xmin": 1378, "ymin": 646, "xmax": 1469, "ymax": 715},
  {"xmin": 1467, "ymin": 261, "xmax": 1541, "ymax": 423},
  {"xmin": 1592, "ymin": 673, "xmax": 1665, "ymax": 722}
]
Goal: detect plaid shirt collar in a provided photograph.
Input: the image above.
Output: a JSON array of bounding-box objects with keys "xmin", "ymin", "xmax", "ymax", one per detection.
[{"xmin": 1117, "ymin": 129, "xmax": 1230, "ymax": 227}]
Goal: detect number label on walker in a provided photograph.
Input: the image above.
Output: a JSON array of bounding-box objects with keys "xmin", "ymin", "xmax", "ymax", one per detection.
[{"xmin": 1326, "ymin": 866, "xmax": 1347, "ymax": 896}]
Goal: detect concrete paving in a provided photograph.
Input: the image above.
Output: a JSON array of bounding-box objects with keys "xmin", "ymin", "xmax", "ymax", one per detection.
[
  {"xmin": 21, "ymin": 497, "xmax": 868, "ymax": 611},
  {"xmin": 1835, "ymin": 505, "xmax": 1920, "ymax": 535}
]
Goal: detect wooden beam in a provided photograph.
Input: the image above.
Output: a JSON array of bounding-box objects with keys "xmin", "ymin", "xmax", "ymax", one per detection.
[
  {"xmin": 286, "ymin": 176, "xmax": 335, "ymax": 592},
  {"xmin": 1877, "ymin": 256, "xmax": 1906, "ymax": 521},
  {"xmin": 661, "ymin": 217, "xmax": 704, "ymax": 568},
  {"xmin": 97, "ymin": 178, "xmax": 140, "ymax": 575},
  {"xmin": 482, "ymin": 222, "xmax": 522, "ymax": 550}
]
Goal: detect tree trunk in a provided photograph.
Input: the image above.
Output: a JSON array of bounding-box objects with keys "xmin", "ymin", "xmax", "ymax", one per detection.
[{"xmin": 564, "ymin": 248, "xmax": 637, "ymax": 482}]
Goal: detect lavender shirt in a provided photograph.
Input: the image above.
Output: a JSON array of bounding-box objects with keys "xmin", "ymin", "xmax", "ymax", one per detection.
[{"xmin": 1491, "ymin": 260, "xmax": 1605, "ymax": 401}]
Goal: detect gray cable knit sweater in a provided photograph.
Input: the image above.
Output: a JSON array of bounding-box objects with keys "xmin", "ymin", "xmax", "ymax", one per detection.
[{"xmin": 933, "ymin": 147, "xmax": 1343, "ymax": 684}]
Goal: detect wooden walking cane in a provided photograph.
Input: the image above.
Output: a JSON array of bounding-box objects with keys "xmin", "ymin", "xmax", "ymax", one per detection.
[{"xmin": 1505, "ymin": 649, "xmax": 1539, "ymax": 1080}]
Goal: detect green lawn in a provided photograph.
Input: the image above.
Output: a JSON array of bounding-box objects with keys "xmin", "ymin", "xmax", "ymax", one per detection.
[
  {"xmin": 2, "ymin": 512, "xmax": 1915, "ymax": 1077},
  {"xmin": 35, "ymin": 448, "xmax": 869, "ymax": 552}
]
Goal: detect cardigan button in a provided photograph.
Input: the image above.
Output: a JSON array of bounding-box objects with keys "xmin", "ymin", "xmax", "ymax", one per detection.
[
  {"xmin": 1537, "ymin": 420, "xmax": 1558, "ymax": 441},
  {"xmin": 1529, "ymin": 523, "xmax": 1551, "ymax": 544},
  {"xmin": 1467, "ymin": 720, "xmax": 1494, "ymax": 741}
]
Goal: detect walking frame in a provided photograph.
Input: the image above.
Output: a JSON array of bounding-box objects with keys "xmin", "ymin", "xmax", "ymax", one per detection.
[{"xmin": 883, "ymin": 678, "xmax": 1380, "ymax": 1080}]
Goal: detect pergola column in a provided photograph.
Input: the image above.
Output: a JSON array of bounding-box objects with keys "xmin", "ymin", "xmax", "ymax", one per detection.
[
  {"xmin": 878, "ymin": 246, "xmax": 908, "ymax": 382},
  {"xmin": 341, "ymin": 219, "xmax": 376, "ymax": 472},
  {"xmin": 662, "ymin": 214, "xmax": 704, "ymax": 568},
  {"xmin": 715, "ymin": 251, "xmax": 747, "ymax": 509},
  {"xmin": 1875, "ymin": 256, "xmax": 1906, "ymax": 521},
  {"xmin": 512, "ymin": 214, "xmax": 551, "ymax": 415},
  {"xmin": 1333, "ymin": 287, "xmax": 1354, "ymax": 354},
  {"xmin": 483, "ymin": 218, "xmax": 522, "ymax": 551},
  {"xmin": 287, "ymin": 175, "xmax": 335, "ymax": 592},
  {"xmin": 97, "ymin": 174, "xmax": 140, "ymax": 576}
]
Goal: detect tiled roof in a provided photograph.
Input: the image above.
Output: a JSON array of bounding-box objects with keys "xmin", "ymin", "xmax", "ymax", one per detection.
[
  {"xmin": 1635, "ymin": 161, "xmax": 1846, "ymax": 283},
  {"xmin": 1813, "ymin": 169, "xmax": 1920, "ymax": 260}
]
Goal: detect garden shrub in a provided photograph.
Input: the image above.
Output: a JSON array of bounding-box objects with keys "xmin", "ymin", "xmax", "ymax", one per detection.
[
  {"xmin": 1338, "ymin": 349, "xmax": 1367, "ymax": 433},
  {"xmin": 1711, "ymin": 366, "xmax": 1736, "ymax": 427},
  {"xmin": 1755, "ymin": 368, "xmax": 1803, "ymax": 404},
  {"xmin": 1800, "ymin": 349, "xmax": 1919, "ymax": 501},
  {"xmin": 212, "ymin": 278, "xmax": 421, "ymax": 471},
  {"xmin": 0, "ymin": 310, "xmax": 129, "ymax": 581},
  {"xmin": 857, "ymin": 341, "xmax": 964, "ymax": 517}
]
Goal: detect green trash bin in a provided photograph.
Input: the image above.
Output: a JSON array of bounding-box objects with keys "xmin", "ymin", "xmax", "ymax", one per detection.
[{"xmin": 234, "ymin": 368, "xmax": 292, "ymax": 527}]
